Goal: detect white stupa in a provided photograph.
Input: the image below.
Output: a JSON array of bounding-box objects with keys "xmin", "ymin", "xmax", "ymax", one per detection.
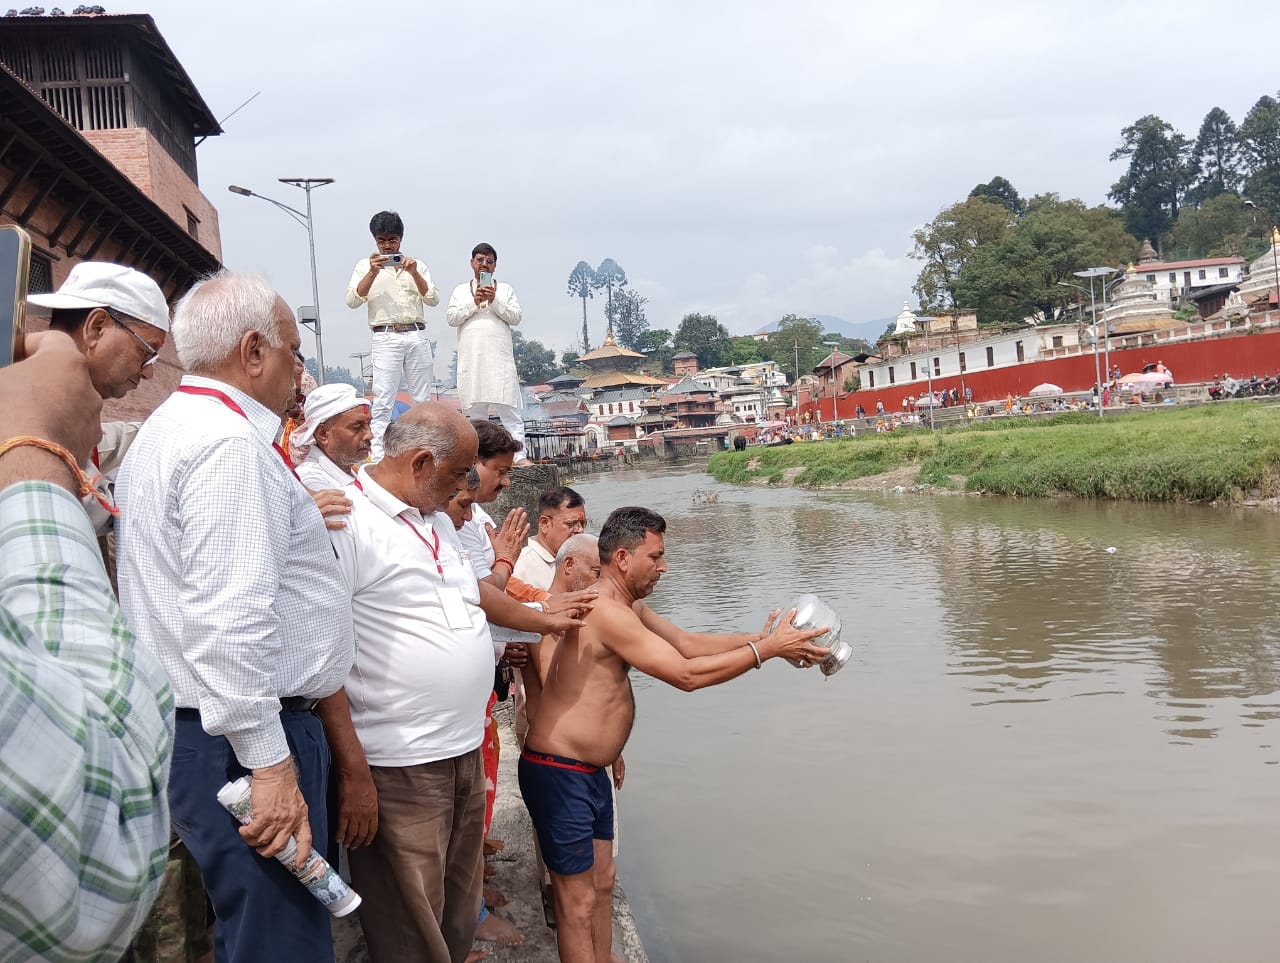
[
  {"xmin": 893, "ymin": 302, "xmax": 920, "ymax": 336},
  {"xmin": 1236, "ymin": 226, "xmax": 1280, "ymax": 308}
]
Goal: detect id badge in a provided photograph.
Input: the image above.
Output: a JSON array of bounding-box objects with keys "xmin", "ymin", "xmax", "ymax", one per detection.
[{"xmin": 438, "ymin": 585, "xmax": 473, "ymax": 630}]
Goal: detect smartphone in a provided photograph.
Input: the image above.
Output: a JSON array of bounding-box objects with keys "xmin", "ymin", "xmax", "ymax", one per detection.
[
  {"xmin": 479, "ymin": 270, "xmax": 494, "ymax": 288},
  {"xmin": 0, "ymin": 225, "xmax": 32, "ymax": 367}
]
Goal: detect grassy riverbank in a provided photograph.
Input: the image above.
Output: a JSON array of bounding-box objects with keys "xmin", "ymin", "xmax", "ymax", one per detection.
[{"xmin": 707, "ymin": 402, "xmax": 1280, "ymax": 502}]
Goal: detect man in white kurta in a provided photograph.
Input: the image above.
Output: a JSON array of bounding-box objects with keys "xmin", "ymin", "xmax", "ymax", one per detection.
[
  {"xmin": 345, "ymin": 210, "xmax": 440, "ymax": 462},
  {"xmin": 446, "ymin": 242, "xmax": 526, "ymax": 451}
]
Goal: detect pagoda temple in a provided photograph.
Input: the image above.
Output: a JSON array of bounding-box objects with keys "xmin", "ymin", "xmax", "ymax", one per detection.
[{"xmin": 576, "ymin": 325, "xmax": 667, "ymax": 391}]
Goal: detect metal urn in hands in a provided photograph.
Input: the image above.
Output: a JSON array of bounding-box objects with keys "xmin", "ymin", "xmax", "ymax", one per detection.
[{"xmin": 788, "ymin": 594, "xmax": 852, "ymax": 677}]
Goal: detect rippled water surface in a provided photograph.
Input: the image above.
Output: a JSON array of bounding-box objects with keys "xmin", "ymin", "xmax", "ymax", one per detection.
[{"xmin": 568, "ymin": 465, "xmax": 1280, "ymax": 963}]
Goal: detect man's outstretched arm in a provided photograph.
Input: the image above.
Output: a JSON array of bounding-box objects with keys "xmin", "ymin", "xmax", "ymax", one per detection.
[
  {"xmin": 637, "ymin": 603, "xmax": 782, "ymax": 658},
  {"xmin": 603, "ymin": 603, "xmax": 830, "ymax": 691}
]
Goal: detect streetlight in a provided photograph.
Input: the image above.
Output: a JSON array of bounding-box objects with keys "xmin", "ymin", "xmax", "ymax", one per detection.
[
  {"xmin": 350, "ymin": 351, "xmax": 371, "ymax": 391},
  {"xmin": 1075, "ymin": 267, "xmax": 1122, "ymax": 389},
  {"xmin": 1057, "ymin": 275, "xmax": 1109, "ymax": 418},
  {"xmin": 923, "ymin": 318, "xmax": 935, "ymax": 429},
  {"xmin": 822, "ymin": 340, "xmax": 840, "ymax": 424},
  {"xmin": 228, "ymin": 178, "xmax": 334, "ymax": 384},
  {"xmin": 1243, "ymin": 200, "xmax": 1280, "ymax": 320}
]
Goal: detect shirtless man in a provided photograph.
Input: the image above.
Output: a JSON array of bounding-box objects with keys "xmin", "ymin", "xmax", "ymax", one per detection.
[
  {"xmin": 520, "ymin": 507, "xmax": 830, "ymax": 963},
  {"xmin": 523, "ymin": 532, "xmax": 602, "ymax": 730}
]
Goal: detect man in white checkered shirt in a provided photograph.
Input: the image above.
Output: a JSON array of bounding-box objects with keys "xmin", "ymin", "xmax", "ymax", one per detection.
[{"xmin": 116, "ymin": 272, "xmax": 356, "ymax": 963}]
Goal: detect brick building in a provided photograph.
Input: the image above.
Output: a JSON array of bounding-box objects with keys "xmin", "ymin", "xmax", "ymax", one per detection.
[{"xmin": 0, "ymin": 11, "xmax": 223, "ymax": 419}]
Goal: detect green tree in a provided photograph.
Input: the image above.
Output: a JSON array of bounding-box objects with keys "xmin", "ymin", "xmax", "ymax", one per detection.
[
  {"xmin": 1241, "ymin": 95, "xmax": 1280, "ymax": 219},
  {"xmin": 761, "ymin": 314, "xmax": 826, "ymax": 381},
  {"xmin": 511, "ymin": 330, "xmax": 558, "ymax": 385},
  {"xmin": 955, "ymin": 195, "xmax": 1137, "ymax": 326},
  {"xmin": 1167, "ymin": 193, "xmax": 1267, "ymax": 259},
  {"xmin": 968, "ymin": 176, "xmax": 1024, "ymax": 216},
  {"xmin": 911, "ymin": 197, "xmax": 1016, "ymax": 313},
  {"xmin": 606, "ymin": 289, "xmax": 649, "ymax": 350},
  {"xmin": 1187, "ymin": 107, "xmax": 1243, "ymax": 204},
  {"xmin": 566, "ymin": 261, "xmax": 598, "ymax": 353},
  {"xmin": 1108, "ymin": 114, "xmax": 1190, "ymax": 252},
  {"xmin": 726, "ymin": 335, "xmax": 764, "ymax": 365},
  {"xmin": 673, "ymin": 313, "xmax": 730, "ymax": 369},
  {"xmin": 594, "ymin": 259, "xmax": 628, "ymax": 334},
  {"xmin": 560, "ymin": 349, "xmax": 581, "ymax": 370},
  {"xmin": 303, "ymin": 359, "xmax": 364, "ymax": 390},
  {"xmin": 637, "ymin": 327, "xmax": 673, "ymax": 373}
]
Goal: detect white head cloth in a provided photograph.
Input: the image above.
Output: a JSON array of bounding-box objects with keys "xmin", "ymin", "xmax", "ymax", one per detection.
[{"xmin": 293, "ymin": 383, "xmax": 370, "ymax": 448}]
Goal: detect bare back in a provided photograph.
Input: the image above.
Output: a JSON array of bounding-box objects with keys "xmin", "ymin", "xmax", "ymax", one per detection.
[{"xmin": 525, "ymin": 594, "xmax": 638, "ymax": 767}]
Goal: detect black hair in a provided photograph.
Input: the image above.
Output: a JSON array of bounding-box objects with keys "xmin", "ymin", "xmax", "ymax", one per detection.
[
  {"xmin": 537, "ymin": 486, "xmax": 584, "ymax": 516},
  {"xmin": 369, "ymin": 211, "xmax": 404, "ymax": 237},
  {"xmin": 598, "ymin": 507, "xmax": 666, "ymax": 563},
  {"xmin": 471, "ymin": 419, "xmax": 523, "ymax": 459},
  {"xmin": 472, "ymin": 242, "xmax": 497, "ymax": 260}
]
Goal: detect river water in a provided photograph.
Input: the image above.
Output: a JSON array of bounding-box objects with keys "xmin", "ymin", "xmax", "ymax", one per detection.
[{"xmin": 566, "ymin": 465, "xmax": 1280, "ymax": 963}]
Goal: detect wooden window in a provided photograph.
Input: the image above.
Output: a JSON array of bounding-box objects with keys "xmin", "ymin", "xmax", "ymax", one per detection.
[{"xmin": 986, "ymin": 346, "xmax": 994, "ymax": 367}]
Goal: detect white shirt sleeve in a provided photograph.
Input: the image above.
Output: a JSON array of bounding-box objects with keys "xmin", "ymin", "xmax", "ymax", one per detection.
[{"xmin": 175, "ymin": 437, "xmax": 296, "ymax": 769}]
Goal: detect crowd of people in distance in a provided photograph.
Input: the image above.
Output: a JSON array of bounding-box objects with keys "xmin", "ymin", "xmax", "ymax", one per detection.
[{"xmin": 0, "ymin": 252, "xmax": 833, "ymax": 963}]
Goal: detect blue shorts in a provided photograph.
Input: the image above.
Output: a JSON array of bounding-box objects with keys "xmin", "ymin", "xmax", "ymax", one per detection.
[{"xmin": 518, "ymin": 748, "xmax": 614, "ymax": 876}]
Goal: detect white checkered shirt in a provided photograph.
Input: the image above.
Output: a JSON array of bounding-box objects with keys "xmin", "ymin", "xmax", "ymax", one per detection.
[{"xmin": 116, "ymin": 375, "xmax": 355, "ymax": 769}]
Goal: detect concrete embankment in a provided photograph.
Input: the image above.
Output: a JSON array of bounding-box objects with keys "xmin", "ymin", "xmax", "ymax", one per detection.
[{"xmin": 334, "ymin": 701, "xmax": 648, "ymax": 962}]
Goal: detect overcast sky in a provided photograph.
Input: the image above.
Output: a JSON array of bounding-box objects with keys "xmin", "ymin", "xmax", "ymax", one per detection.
[{"xmin": 143, "ymin": 0, "xmax": 1280, "ymax": 372}]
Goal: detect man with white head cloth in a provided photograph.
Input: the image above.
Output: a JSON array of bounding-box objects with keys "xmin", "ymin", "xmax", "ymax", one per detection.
[
  {"xmin": 293, "ymin": 382, "xmax": 374, "ymax": 491},
  {"xmin": 116, "ymin": 271, "xmax": 356, "ymax": 963}
]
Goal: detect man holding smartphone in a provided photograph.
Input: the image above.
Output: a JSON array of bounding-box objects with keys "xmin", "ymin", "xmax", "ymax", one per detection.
[
  {"xmin": 345, "ymin": 211, "xmax": 439, "ymax": 462},
  {"xmin": 446, "ymin": 242, "xmax": 527, "ymax": 456}
]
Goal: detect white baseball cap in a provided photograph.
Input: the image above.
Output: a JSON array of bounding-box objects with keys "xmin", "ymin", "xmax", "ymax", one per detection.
[{"xmin": 28, "ymin": 261, "xmax": 171, "ymax": 332}]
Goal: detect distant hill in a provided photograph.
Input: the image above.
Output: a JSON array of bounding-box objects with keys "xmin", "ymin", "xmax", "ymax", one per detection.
[{"xmin": 752, "ymin": 314, "xmax": 893, "ymax": 343}]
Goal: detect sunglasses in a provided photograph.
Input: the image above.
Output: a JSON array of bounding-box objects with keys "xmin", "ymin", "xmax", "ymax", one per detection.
[
  {"xmin": 106, "ymin": 308, "xmax": 161, "ymax": 366},
  {"xmin": 473, "ymin": 255, "xmax": 496, "ymax": 266}
]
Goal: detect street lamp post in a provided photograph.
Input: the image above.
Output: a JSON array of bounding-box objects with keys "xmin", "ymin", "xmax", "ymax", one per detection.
[
  {"xmin": 1075, "ymin": 267, "xmax": 1122, "ymax": 392},
  {"xmin": 923, "ymin": 320, "xmax": 935, "ymax": 429},
  {"xmin": 228, "ymin": 178, "xmax": 334, "ymax": 384},
  {"xmin": 823, "ymin": 340, "xmax": 840, "ymax": 423},
  {"xmin": 350, "ymin": 351, "xmax": 371, "ymax": 391},
  {"xmin": 1244, "ymin": 200, "xmax": 1280, "ymax": 321},
  {"xmin": 1057, "ymin": 276, "xmax": 1107, "ymax": 419}
]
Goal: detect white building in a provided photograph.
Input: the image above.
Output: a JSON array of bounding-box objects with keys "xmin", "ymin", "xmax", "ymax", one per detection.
[
  {"xmin": 1131, "ymin": 240, "xmax": 1245, "ymax": 303},
  {"xmin": 861, "ymin": 304, "xmax": 1082, "ymax": 391}
]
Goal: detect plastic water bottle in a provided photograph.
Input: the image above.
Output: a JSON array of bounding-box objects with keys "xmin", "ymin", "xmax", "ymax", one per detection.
[{"xmin": 217, "ymin": 776, "xmax": 362, "ymax": 917}]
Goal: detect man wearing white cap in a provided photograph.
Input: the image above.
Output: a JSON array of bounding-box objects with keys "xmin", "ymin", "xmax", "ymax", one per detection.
[
  {"xmin": 294, "ymin": 383, "xmax": 374, "ymax": 491},
  {"xmin": 28, "ymin": 261, "xmax": 170, "ymax": 535}
]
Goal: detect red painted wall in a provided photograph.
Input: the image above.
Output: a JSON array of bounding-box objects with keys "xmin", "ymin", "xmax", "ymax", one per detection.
[{"xmin": 802, "ymin": 328, "xmax": 1280, "ymax": 421}]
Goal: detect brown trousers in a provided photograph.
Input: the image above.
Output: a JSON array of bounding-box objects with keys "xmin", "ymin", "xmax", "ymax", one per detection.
[{"xmin": 349, "ymin": 749, "xmax": 486, "ymax": 963}]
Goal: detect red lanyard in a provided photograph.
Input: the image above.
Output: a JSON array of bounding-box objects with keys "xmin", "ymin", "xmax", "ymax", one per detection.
[
  {"xmin": 177, "ymin": 385, "xmax": 300, "ymax": 481},
  {"xmin": 352, "ymin": 476, "xmax": 444, "ymax": 575}
]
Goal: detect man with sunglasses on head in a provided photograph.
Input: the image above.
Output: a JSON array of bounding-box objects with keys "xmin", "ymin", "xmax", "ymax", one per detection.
[
  {"xmin": 28, "ymin": 261, "xmax": 170, "ymax": 536},
  {"xmin": 446, "ymin": 242, "xmax": 528, "ymax": 458}
]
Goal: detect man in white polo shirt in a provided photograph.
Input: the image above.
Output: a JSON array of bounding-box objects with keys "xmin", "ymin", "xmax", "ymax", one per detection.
[
  {"xmin": 317, "ymin": 402, "xmax": 585, "ymax": 963},
  {"xmin": 512, "ymin": 486, "xmax": 587, "ymax": 590}
]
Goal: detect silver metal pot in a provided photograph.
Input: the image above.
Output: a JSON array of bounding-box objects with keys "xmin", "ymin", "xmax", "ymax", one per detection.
[{"xmin": 788, "ymin": 593, "xmax": 853, "ymax": 677}]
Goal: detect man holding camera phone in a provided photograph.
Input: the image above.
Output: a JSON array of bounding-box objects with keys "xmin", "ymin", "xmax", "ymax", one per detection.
[
  {"xmin": 345, "ymin": 210, "xmax": 439, "ymax": 462},
  {"xmin": 446, "ymin": 243, "xmax": 527, "ymax": 456}
]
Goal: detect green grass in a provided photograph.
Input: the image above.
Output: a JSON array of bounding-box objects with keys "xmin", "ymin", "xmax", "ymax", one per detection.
[{"xmin": 706, "ymin": 402, "xmax": 1280, "ymax": 502}]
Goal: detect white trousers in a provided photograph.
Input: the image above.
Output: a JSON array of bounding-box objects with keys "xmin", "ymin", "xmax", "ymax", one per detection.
[
  {"xmin": 370, "ymin": 329, "xmax": 433, "ymax": 461},
  {"xmin": 463, "ymin": 401, "xmax": 526, "ymax": 449}
]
